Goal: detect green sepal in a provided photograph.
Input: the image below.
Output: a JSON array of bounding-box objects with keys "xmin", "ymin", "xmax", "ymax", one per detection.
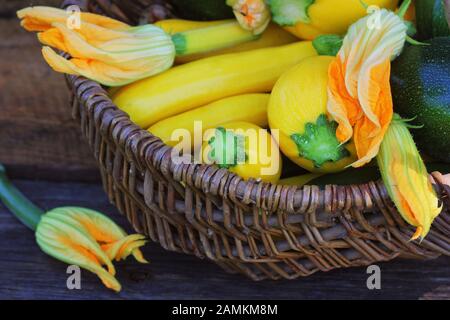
[
  {"xmin": 396, "ymin": 0, "xmax": 411, "ymax": 19},
  {"xmin": 267, "ymin": 0, "xmax": 315, "ymax": 26},
  {"xmin": 208, "ymin": 127, "xmax": 247, "ymax": 169},
  {"xmin": 312, "ymin": 34, "xmax": 343, "ymax": 56},
  {"xmin": 406, "ymin": 35, "xmax": 430, "ymax": 46},
  {"xmin": 405, "ymin": 21, "xmax": 417, "ymax": 37},
  {"xmin": 291, "ymin": 115, "xmax": 350, "ymax": 168}
]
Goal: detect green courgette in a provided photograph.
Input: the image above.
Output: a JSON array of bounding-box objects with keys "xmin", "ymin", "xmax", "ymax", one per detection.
[
  {"xmin": 390, "ymin": 37, "xmax": 450, "ymax": 162},
  {"xmin": 307, "ymin": 163, "xmax": 450, "ymax": 187},
  {"xmin": 415, "ymin": 0, "xmax": 450, "ymax": 39},
  {"xmin": 169, "ymin": 0, "xmax": 234, "ymax": 20}
]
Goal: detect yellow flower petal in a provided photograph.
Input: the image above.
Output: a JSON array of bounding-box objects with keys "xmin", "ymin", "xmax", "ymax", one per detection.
[
  {"xmin": 35, "ymin": 206, "xmax": 150, "ymax": 291},
  {"xmin": 50, "ymin": 207, "xmax": 149, "ymax": 264},
  {"xmin": 38, "ymin": 28, "xmax": 68, "ymax": 52},
  {"xmin": 17, "ymin": 6, "xmax": 128, "ymax": 32},
  {"xmin": 327, "ymin": 9, "xmax": 407, "ymax": 167},
  {"xmin": 36, "ymin": 215, "xmax": 121, "ymax": 291},
  {"xmin": 101, "ymin": 234, "xmax": 147, "ymax": 262},
  {"xmin": 19, "ymin": 7, "xmax": 175, "ymax": 86},
  {"xmin": 377, "ymin": 115, "xmax": 442, "ymax": 240},
  {"xmin": 327, "ymin": 57, "xmax": 361, "ymax": 143},
  {"xmin": 228, "ymin": 0, "xmax": 271, "ymax": 35},
  {"xmin": 42, "ymin": 47, "xmax": 166, "ymax": 86},
  {"xmin": 131, "ymin": 249, "xmax": 148, "ymax": 264},
  {"xmin": 351, "ymin": 59, "xmax": 393, "ymax": 167},
  {"xmin": 38, "ymin": 212, "xmax": 116, "ymax": 273}
]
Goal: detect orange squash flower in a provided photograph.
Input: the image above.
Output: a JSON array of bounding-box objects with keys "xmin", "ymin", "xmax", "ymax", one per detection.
[
  {"xmin": 227, "ymin": 0, "xmax": 271, "ymax": 35},
  {"xmin": 0, "ymin": 164, "xmax": 148, "ymax": 292},
  {"xmin": 17, "ymin": 6, "xmax": 174, "ymax": 86},
  {"xmin": 18, "ymin": 6, "xmax": 128, "ymax": 32},
  {"xmin": 327, "ymin": 8, "xmax": 408, "ymax": 167},
  {"xmin": 377, "ymin": 115, "xmax": 442, "ymax": 240},
  {"xmin": 36, "ymin": 207, "xmax": 148, "ymax": 292},
  {"xmin": 326, "ymin": 3, "xmax": 443, "ymax": 240}
]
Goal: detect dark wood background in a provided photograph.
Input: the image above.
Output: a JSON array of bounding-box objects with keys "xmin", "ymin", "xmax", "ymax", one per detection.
[
  {"xmin": 0, "ymin": 1, "xmax": 449, "ymax": 300},
  {"xmin": 0, "ymin": 0, "xmax": 99, "ymax": 182}
]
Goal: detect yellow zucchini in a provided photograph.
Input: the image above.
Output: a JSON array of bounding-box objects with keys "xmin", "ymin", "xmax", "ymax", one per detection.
[
  {"xmin": 149, "ymin": 94, "xmax": 269, "ymax": 149},
  {"xmin": 113, "ymin": 41, "xmax": 317, "ymax": 128},
  {"xmin": 155, "ymin": 19, "xmax": 298, "ymax": 63},
  {"xmin": 268, "ymin": 56, "xmax": 357, "ymax": 173},
  {"xmin": 154, "ymin": 19, "xmax": 229, "ymax": 34},
  {"xmin": 179, "ymin": 25, "xmax": 297, "ymax": 63},
  {"xmin": 202, "ymin": 122, "xmax": 282, "ymax": 183}
]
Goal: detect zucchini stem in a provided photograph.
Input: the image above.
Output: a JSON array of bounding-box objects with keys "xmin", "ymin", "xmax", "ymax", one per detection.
[
  {"xmin": 208, "ymin": 127, "xmax": 247, "ymax": 169},
  {"xmin": 172, "ymin": 21, "xmax": 259, "ymax": 56},
  {"xmin": 0, "ymin": 164, "xmax": 43, "ymax": 231}
]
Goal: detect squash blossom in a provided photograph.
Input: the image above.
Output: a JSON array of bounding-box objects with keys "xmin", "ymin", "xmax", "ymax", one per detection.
[
  {"xmin": 377, "ymin": 115, "xmax": 442, "ymax": 240},
  {"xmin": 226, "ymin": 0, "xmax": 271, "ymax": 35},
  {"xmin": 0, "ymin": 164, "xmax": 147, "ymax": 292},
  {"xmin": 327, "ymin": 6, "xmax": 409, "ymax": 167},
  {"xmin": 17, "ymin": 6, "xmax": 259, "ymax": 86}
]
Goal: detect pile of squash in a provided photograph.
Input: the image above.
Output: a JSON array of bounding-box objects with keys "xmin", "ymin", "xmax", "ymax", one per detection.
[{"xmin": 110, "ymin": 0, "xmax": 450, "ymax": 185}]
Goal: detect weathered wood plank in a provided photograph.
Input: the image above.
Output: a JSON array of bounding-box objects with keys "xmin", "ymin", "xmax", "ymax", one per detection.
[
  {"xmin": 0, "ymin": 179, "xmax": 449, "ymax": 300},
  {"xmin": 1, "ymin": 1, "xmax": 62, "ymax": 17},
  {"xmin": 0, "ymin": 19, "xmax": 99, "ymax": 181}
]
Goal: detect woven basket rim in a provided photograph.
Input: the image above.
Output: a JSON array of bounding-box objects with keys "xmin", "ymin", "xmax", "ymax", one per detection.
[{"xmin": 61, "ymin": 0, "xmax": 449, "ymax": 217}]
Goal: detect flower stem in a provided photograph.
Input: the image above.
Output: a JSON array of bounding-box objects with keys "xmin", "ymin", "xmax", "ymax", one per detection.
[
  {"xmin": 0, "ymin": 164, "xmax": 43, "ymax": 231},
  {"xmin": 172, "ymin": 21, "xmax": 259, "ymax": 56}
]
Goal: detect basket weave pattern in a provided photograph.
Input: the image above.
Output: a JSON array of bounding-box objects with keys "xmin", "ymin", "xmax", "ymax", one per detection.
[{"xmin": 62, "ymin": 0, "xmax": 450, "ymax": 280}]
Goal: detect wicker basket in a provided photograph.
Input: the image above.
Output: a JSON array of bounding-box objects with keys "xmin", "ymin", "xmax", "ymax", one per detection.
[{"xmin": 62, "ymin": 0, "xmax": 450, "ymax": 280}]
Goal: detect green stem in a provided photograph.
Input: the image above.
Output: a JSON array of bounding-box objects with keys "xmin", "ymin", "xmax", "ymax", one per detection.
[
  {"xmin": 172, "ymin": 21, "xmax": 259, "ymax": 56},
  {"xmin": 0, "ymin": 164, "xmax": 43, "ymax": 231},
  {"xmin": 208, "ymin": 127, "xmax": 247, "ymax": 169}
]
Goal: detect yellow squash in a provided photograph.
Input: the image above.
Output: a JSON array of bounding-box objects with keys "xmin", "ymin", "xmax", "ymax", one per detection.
[
  {"xmin": 268, "ymin": 55, "xmax": 357, "ymax": 173},
  {"xmin": 155, "ymin": 19, "xmax": 298, "ymax": 63},
  {"xmin": 268, "ymin": 0, "xmax": 399, "ymax": 40},
  {"xmin": 113, "ymin": 41, "xmax": 317, "ymax": 128},
  {"xmin": 149, "ymin": 94, "xmax": 269, "ymax": 149},
  {"xmin": 202, "ymin": 122, "xmax": 282, "ymax": 183},
  {"xmin": 154, "ymin": 19, "xmax": 229, "ymax": 33}
]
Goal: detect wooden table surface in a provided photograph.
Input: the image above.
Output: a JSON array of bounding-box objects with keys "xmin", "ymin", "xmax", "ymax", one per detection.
[
  {"xmin": 1, "ymin": 179, "xmax": 449, "ymax": 300},
  {"xmin": 1, "ymin": 1, "xmax": 449, "ymax": 300}
]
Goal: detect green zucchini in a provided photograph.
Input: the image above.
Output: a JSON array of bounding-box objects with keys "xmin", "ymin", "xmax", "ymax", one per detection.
[
  {"xmin": 169, "ymin": 0, "xmax": 234, "ymax": 20},
  {"xmin": 390, "ymin": 37, "xmax": 450, "ymax": 162},
  {"xmin": 415, "ymin": 0, "xmax": 450, "ymax": 39},
  {"xmin": 307, "ymin": 163, "xmax": 450, "ymax": 187}
]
